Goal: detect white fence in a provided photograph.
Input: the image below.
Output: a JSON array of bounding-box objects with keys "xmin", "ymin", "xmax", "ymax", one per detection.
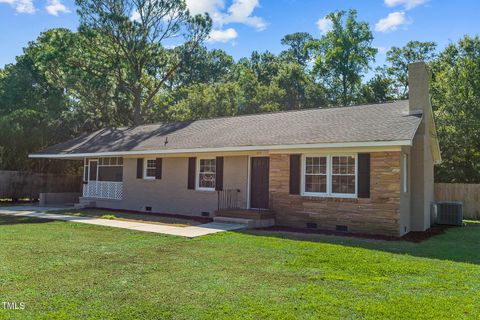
[{"xmin": 83, "ymin": 181, "xmax": 123, "ymax": 200}]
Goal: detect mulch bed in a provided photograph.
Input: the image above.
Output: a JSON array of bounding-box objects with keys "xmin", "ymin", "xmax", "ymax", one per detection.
[
  {"xmin": 256, "ymin": 224, "xmax": 453, "ymax": 242},
  {"xmin": 401, "ymin": 224, "xmax": 451, "ymax": 242}
]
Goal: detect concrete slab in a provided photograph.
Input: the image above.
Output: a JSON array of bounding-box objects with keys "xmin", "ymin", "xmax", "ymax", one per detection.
[{"xmin": 0, "ymin": 207, "xmax": 244, "ymax": 238}]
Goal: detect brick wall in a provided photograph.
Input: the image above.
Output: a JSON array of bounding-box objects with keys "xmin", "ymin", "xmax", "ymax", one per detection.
[{"xmin": 269, "ymin": 152, "xmax": 401, "ymax": 236}]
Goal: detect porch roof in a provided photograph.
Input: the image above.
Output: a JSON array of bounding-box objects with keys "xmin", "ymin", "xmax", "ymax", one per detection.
[{"xmin": 30, "ymin": 100, "xmax": 421, "ymax": 158}]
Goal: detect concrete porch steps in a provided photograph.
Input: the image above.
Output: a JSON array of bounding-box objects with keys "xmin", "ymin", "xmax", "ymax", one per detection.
[
  {"xmin": 213, "ymin": 216, "xmax": 274, "ymax": 228},
  {"xmin": 74, "ymin": 197, "xmax": 96, "ymax": 209},
  {"xmin": 214, "ymin": 209, "xmax": 276, "ymax": 228},
  {"xmin": 215, "ymin": 209, "xmax": 275, "ymax": 220}
]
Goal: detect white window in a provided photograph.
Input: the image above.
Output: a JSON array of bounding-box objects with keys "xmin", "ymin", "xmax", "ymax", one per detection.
[
  {"xmin": 144, "ymin": 159, "xmax": 156, "ymax": 179},
  {"xmin": 403, "ymin": 153, "xmax": 408, "ymax": 193},
  {"xmin": 197, "ymin": 158, "xmax": 216, "ymax": 190},
  {"xmin": 302, "ymin": 155, "xmax": 357, "ymax": 198},
  {"xmin": 305, "ymin": 156, "xmax": 327, "ymax": 194},
  {"xmin": 331, "ymin": 156, "xmax": 356, "ymax": 195}
]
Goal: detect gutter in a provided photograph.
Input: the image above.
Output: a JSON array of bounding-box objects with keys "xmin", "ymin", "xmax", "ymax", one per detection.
[{"xmin": 29, "ymin": 140, "xmax": 413, "ymax": 159}]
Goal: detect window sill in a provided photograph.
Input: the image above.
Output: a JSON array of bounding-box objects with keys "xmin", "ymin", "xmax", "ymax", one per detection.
[
  {"xmin": 298, "ymin": 194, "xmax": 359, "ymax": 203},
  {"xmin": 301, "ymin": 193, "xmax": 357, "ymax": 199},
  {"xmin": 195, "ymin": 188, "xmax": 216, "ymax": 193}
]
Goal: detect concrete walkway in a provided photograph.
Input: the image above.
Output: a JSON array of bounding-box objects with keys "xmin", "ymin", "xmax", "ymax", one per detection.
[{"xmin": 0, "ymin": 206, "xmax": 245, "ymax": 238}]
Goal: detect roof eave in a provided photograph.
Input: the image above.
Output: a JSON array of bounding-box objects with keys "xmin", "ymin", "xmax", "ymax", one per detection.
[{"xmin": 29, "ymin": 140, "xmax": 413, "ymax": 159}]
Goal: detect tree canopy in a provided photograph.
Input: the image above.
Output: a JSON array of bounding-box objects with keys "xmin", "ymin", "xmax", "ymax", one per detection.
[{"xmin": 308, "ymin": 10, "xmax": 377, "ymax": 105}]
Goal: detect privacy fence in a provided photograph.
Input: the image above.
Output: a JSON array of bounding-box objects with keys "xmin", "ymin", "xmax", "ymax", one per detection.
[
  {"xmin": 435, "ymin": 183, "xmax": 480, "ymax": 219},
  {"xmin": 0, "ymin": 170, "xmax": 81, "ymax": 200}
]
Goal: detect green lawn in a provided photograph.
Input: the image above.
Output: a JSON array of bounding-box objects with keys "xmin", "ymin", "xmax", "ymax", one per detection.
[{"xmin": 0, "ymin": 215, "xmax": 479, "ymax": 319}]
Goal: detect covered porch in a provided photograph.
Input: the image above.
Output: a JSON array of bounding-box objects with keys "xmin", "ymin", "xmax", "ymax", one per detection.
[{"xmin": 82, "ymin": 157, "xmax": 124, "ymax": 201}]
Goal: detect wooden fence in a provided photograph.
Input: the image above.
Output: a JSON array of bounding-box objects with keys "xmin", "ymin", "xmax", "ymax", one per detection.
[
  {"xmin": 0, "ymin": 170, "xmax": 81, "ymax": 200},
  {"xmin": 435, "ymin": 183, "xmax": 480, "ymax": 219}
]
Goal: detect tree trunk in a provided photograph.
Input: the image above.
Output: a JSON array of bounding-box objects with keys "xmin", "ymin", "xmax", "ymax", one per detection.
[
  {"xmin": 342, "ymin": 74, "xmax": 348, "ymax": 106},
  {"xmin": 133, "ymin": 88, "xmax": 143, "ymax": 126}
]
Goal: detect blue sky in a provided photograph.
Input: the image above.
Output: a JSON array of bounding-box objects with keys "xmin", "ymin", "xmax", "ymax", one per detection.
[{"xmin": 1, "ymin": 0, "xmax": 479, "ymax": 69}]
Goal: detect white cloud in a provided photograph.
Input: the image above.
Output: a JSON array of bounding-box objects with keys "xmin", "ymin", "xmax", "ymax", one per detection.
[
  {"xmin": 185, "ymin": 0, "xmax": 225, "ymax": 23},
  {"xmin": 207, "ymin": 28, "xmax": 238, "ymax": 43},
  {"xmin": 375, "ymin": 11, "xmax": 411, "ymax": 32},
  {"xmin": 223, "ymin": 0, "xmax": 267, "ymax": 31},
  {"xmin": 185, "ymin": 0, "xmax": 266, "ymax": 43},
  {"xmin": 0, "ymin": 0, "xmax": 35, "ymax": 14},
  {"xmin": 186, "ymin": 0, "xmax": 224, "ymax": 15},
  {"xmin": 384, "ymin": 0, "xmax": 428, "ymax": 10},
  {"xmin": 186, "ymin": 0, "xmax": 267, "ymax": 32},
  {"xmin": 316, "ymin": 16, "xmax": 333, "ymax": 35},
  {"xmin": 45, "ymin": 0, "xmax": 70, "ymax": 16}
]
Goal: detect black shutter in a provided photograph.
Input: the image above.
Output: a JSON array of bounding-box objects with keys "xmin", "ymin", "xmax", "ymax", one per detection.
[
  {"xmin": 187, "ymin": 157, "xmax": 196, "ymax": 190},
  {"xmin": 155, "ymin": 158, "xmax": 162, "ymax": 179},
  {"xmin": 136, "ymin": 158, "xmax": 143, "ymax": 179},
  {"xmin": 289, "ymin": 154, "xmax": 301, "ymax": 195},
  {"xmin": 357, "ymin": 153, "xmax": 371, "ymax": 198},
  {"xmin": 215, "ymin": 156, "xmax": 224, "ymax": 191}
]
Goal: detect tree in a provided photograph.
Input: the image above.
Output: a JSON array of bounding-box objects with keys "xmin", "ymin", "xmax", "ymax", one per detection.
[
  {"xmin": 273, "ymin": 62, "xmax": 326, "ymax": 110},
  {"xmin": 386, "ymin": 41, "xmax": 437, "ymax": 99},
  {"xmin": 27, "ymin": 28, "xmax": 128, "ymax": 131},
  {"xmin": 75, "ymin": 0, "xmax": 212, "ymax": 125},
  {"xmin": 167, "ymin": 82, "xmax": 240, "ymax": 121},
  {"xmin": 308, "ymin": 10, "xmax": 377, "ymax": 106},
  {"xmin": 0, "ymin": 49, "xmax": 75, "ymax": 172},
  {"xmin": 239, "ymin": 51, "xmax": 280, "ymax": 85},
  {"xmin": 171, "ymin": 46, "xmax": 234, "ymax": 87},
  {"xmin": 431, "ymin": 35, "xmax": 480, "ymax": 183},
  {"xmin": 360, "ymin": 68, "xmax": 393, "ymax": 104},
  {"xmin": 280, "ymin": 32, "xmax": 314, "ymax": 67}
]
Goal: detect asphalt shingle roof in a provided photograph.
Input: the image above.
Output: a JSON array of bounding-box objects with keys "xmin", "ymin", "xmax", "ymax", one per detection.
[{"xmin": 32, "ymin": 100, "xmax": 421, "ymax": 156}]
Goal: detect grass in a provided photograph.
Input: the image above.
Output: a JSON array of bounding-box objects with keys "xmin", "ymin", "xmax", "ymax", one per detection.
[
  {"xmin": 46, "ymin": 209, "xmax": 205, "ymax": 227},
  {"xmin": 0, "ymin": 199, "xmax": 36, "ymax": 206},
  {"xmin": 0, "ymin": 215, "xmax": 479, "ymax": 319}
]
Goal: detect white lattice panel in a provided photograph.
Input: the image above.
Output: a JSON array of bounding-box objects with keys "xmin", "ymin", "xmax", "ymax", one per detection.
[{"xmin": 83, "ymin": 181, "xmax": 123, "ymax": 200}]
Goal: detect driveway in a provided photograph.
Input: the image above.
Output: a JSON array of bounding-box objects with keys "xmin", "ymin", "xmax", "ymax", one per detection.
[{"xmin": 0, "ymin": 206, "xmax": 245, "ymax": 238}]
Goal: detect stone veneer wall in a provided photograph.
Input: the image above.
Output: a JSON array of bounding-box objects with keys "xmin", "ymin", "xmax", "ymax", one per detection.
[{"xmin": 269, "ymin": 152, "xmax": 402, "ymax": 236}]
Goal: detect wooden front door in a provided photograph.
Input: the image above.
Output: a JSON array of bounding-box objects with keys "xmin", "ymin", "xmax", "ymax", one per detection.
[{"xmin": 250, "ymin": 157, "xmax": 270, "ymax": 209}]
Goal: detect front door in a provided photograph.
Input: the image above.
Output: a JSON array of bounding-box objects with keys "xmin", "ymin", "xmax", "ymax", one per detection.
[{"xmin": 250, "ymin": 157, "xmax": 270, "ymax": 209}]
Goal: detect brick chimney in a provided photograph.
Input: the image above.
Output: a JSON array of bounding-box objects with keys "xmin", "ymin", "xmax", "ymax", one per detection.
[{"xmin": 408, "ymin": 61, "xmax": 431, "ymax": 115}]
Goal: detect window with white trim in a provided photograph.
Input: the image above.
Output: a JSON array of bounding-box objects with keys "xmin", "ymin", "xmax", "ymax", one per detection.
[
  {"xmin": 331, "ymin": 156, "xmax": 356, "ymax": 195},
  {"xmin": 144, "ymin": 159, "xmax": 156, "ymax": 179},
  {"xmin": 302, "ymin": 155, "xmax": 357, "ymax": 197},
  {"xmin": 305, "ymin": 156, "xmax": 327, "ymax": 194},
  {"xmin": 198, "ymin": 158, "xmax": 216, "ymax": 190}
]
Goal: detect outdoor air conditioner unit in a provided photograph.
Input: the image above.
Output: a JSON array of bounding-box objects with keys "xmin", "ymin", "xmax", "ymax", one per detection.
[{"xmin": 433, "ymin": 202, "xmax": 463, "ymax": 226}]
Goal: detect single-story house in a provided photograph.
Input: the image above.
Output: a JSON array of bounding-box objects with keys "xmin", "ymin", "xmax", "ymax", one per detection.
[{"xmin": 30, "ymin": 62, "xmax": 441, "ymax": 237}]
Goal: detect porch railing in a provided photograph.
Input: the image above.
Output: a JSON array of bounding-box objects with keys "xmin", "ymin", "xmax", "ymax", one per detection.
[
  {"xmin": 82, "ymin": 181, "xmax": 123, "ymax": 200},
  {"xmin": 218, "ymin": 189, "xmax": 241, "ymax": 210}
]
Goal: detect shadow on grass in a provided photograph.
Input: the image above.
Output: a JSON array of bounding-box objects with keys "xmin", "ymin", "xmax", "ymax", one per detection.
[
  {"xmin": 241, "ymin": 221, "xmax": 480, "ymax": 265},
  {"xmin": 0, "ymin": 214, "xmax": 58, "ymax": 225}
]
